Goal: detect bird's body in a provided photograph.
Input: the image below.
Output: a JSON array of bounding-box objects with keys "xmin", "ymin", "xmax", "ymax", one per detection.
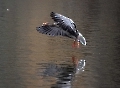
[{"xmin": 36, "ymin": 12, "xmax": 86, "ymax": 46}]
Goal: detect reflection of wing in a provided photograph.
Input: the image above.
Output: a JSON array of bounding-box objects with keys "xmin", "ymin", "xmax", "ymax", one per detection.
[
  {"xmin": 50, "ymin": 12, "xmax": 76, "ymax": 31},
  {"xmin": 36, "ymin": 25, "xmax": 70, "ymax": 37}
]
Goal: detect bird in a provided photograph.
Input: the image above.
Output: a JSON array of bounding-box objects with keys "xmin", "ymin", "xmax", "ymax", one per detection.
[{"xmin": 36, "ymin": 12, "xmax": 86, "ymax": 46}]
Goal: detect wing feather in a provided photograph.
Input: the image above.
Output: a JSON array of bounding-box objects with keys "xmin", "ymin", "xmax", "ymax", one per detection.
[
  {"xmin": 50, "ymin": 12, "xmax": 76, "ymax": 30},
  {"xmin": 36, "ymin": 25, "xmax": 70, "ymax": 37}
]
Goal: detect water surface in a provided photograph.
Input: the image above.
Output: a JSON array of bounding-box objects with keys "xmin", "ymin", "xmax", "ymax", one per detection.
[{"xmin": 0, "ymin": 0, "xmax": 120, "ymax": 88}]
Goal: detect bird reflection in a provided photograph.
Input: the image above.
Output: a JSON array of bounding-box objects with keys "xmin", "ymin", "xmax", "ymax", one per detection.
[{"xmin": 37, "ymin": 56, "xmax": 86, "ymax": 88}]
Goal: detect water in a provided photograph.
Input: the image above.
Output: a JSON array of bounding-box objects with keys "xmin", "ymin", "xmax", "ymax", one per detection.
[{"xmin": 0, "ymin": 0, "xmax": 120, "ymax": 88}]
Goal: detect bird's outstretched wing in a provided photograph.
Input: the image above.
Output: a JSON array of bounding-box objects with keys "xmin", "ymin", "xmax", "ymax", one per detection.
[
  {"xmin": 50, "ymin": 12, "xmax": 76, "ymax": 31},
  {"xmin": 36, "ymin": 24, "xmax": 71, "ymax": 37}
]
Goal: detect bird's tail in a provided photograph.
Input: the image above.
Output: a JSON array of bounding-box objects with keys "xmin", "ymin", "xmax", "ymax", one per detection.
[{"xmin": 77, "ymin": 34, "xmax": 86, "ymax": 46}]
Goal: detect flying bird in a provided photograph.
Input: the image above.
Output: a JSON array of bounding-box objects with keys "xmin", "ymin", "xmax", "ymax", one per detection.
[{"xmin": 36, "ymin": 12, "xmax": 86, "ymax": 46}]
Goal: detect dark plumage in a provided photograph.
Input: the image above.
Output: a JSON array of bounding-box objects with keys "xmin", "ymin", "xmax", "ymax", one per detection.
[{"xmin": 36, "ymin": 12, "xmax": 86, "ymax": 45}]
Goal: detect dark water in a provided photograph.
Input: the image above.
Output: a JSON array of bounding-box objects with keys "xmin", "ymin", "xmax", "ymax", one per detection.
[{"xmin": 0, "ymin": 0, "xmax": 120, "ymax": 88}]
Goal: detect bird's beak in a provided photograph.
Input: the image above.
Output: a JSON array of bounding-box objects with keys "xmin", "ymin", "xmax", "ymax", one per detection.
[{"xmin": 42, "ymin": 22, "xmax": 49, "ymax": 26}]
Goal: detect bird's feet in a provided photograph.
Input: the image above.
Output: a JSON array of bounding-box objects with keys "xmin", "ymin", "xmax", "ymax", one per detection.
[{"xmin": 72, "ymin": 40, "xmax": 80, "ymax": 48}]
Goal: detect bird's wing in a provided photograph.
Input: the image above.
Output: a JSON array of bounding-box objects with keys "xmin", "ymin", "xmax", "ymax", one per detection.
[
  {"xmin": 50, "ymin": 12, "xmax": 76, "ymax": 30},
  {"xmin": 36, "ymin": 24, "xmax": 71, "ymax": 37}
]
